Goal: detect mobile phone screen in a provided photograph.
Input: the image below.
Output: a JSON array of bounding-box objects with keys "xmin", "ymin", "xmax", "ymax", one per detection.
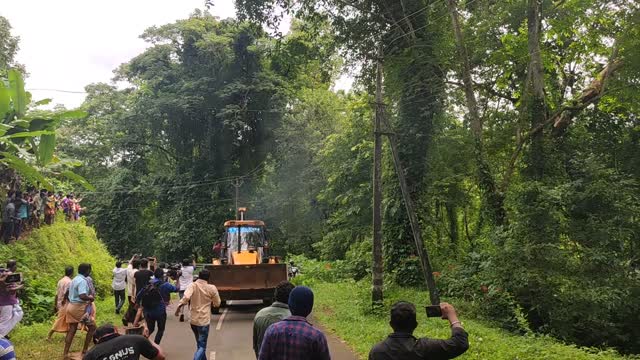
[
  {"xmin": 425, "ymin": 305, "xmax": 442, "ymax": 317},
  {"xmin": 5, "ymin": 273, "xmax": 22, "ymax": 283}
]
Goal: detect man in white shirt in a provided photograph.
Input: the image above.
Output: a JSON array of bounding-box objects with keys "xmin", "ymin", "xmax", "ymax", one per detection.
[
  {"xmin": 112, "ymin": 261, "xmax": 127, "ymax": 314},
  {"xmin": 123, "ymin": 256, "xmax": 141, "ymax": 325},
  {"xmin": 178, "ymin": 258, "xmax": 195, "ymax": 322}
]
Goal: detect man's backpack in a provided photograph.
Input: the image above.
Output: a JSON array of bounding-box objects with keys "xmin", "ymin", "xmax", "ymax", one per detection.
[{"xmin": 140, "ymin": 282, "xmax": 162, "ymax": 309}]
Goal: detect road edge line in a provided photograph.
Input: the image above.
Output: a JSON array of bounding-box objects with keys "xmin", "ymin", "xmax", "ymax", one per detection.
[{"xmin": 216, "ymin": 308, "xmax": 228, "ymax": 330}]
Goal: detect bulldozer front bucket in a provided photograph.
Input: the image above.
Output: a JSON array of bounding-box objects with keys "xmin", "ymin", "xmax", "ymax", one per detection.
[{"xmin": 205, "ymin": 263, "xmax": 287, "ymax": 301}]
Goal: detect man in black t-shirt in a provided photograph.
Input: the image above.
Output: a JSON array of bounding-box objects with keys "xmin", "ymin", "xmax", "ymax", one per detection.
[
  {"xmin": 83, "ymin": 324, "xmax": 165, "ymax": 360},
  {"xmin": 134, "ymin": 259, "xmax": 154, "ymax": 298},
  {"xmin": 369, "ymin": 302, "xmax": 469, "ymax": 360}
]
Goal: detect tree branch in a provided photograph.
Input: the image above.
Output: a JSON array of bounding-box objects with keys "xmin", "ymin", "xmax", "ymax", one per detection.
[
  {"xmin": 501, "ymin": 43, "xmax": 624, "ymax": 191},
  {"xmin": 121, "ymin": 141, "xmax": 178, "ymax": 163}
]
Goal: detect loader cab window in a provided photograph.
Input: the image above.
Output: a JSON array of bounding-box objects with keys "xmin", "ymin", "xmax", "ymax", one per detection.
[{"xmin": 225, "ymin": 226, "xmax": 265, "ymax": 253}]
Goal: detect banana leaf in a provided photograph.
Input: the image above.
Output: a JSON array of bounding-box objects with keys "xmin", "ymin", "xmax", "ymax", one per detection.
[
  {"xmin": 4, "ymin": 130, "xmax": 55, "ymax": 139},
  {"xmin": 0, "ymin": 84, "xmax": 10, "ymax": 120},
  {"xmin": 0, "ymin": 152, "xmax": 52, "ymax": 190},
  {"xmin": 38, "ymin": 134, "xmax": 56, "ymax": 166},
  {"xmin": 7, "ymin": 70, "xmax": 26, "ymax": 118},
  {"xmin": 61, "ymin": 170, "xmax": 95, "ymax": 191}
]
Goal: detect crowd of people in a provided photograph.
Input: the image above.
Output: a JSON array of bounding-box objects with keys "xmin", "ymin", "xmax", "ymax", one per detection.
[
  {"xmin": 0, "ymin": 253, "xmax": 469, "ymax": 360},
  {"xmin": 1, "ymin": 189, "xmax": 84, "ymax": 244}
]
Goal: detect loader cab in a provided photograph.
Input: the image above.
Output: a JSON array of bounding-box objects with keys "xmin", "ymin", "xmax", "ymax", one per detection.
[{"xmin": 222, "ymin": 219, "xmax": 268, "ymax": 265}]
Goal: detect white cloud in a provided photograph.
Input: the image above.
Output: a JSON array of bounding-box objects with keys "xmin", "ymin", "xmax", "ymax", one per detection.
[{"xmin": 1, "ymin": 0, "xmax": 236, "ymax": 108}]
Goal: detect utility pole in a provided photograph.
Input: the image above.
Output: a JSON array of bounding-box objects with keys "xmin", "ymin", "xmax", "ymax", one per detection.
[
  {"xmin": 382, "ymin": 114, "xmax": 441, "ymax": 305},
  {"xmin": 233, "ymin": 177, "xmax": 243, "ymax": 219},
  {"xmin": 370, "ymin": 46, "xmax": 440, "ymax": 306},
  {"xmin": 372, "ymin": 44, "xmax": 384, "ymax": 306}
]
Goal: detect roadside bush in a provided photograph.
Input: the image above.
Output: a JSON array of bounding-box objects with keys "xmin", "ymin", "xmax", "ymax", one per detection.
[
  {"xmin": 288, "ymin": 254, "xmax": 350, "ymax": 284},
  {"xmin": 392, "ymin": 255, "xmax": 425, "ymax": 287},
  {"xmin": 343, "ymin": 239, "xmax": 371, "ymax": 281},
  {"xmin": 436, "ymin": 251, "xmax": 531, "ymax": 334}
]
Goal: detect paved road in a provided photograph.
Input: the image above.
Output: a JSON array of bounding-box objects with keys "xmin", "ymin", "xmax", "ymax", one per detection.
[{"xmin": 160, "ymin": 300, "xmax": 359, "ymax": 360}]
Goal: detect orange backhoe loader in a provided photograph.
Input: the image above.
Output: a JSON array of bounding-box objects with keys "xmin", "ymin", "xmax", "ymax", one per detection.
[{"xmin": 205, "ymin": 208, "xmax": 287, "ymax": 312}]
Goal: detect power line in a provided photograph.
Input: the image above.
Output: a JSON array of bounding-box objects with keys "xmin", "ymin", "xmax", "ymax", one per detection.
[
  {"xmin": 383, "ymin": 0, "xmax": 480, "ymax": 52},
  {"xmin": 83, "ymin": 198, "xmax": 235, "ymax": 214},
  {"xmin": 79, "ymin": 159, "xmax": 273, "ymax": 195},
  {"xmin": 26, "ymin": 88, "xmax": 87, "ymax": 94}
]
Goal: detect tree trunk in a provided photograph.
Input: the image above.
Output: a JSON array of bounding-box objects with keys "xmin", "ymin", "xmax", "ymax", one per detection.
[
  {"xmin": 445, "ymin": 202, "xmax": 458, "ymax": 250},
  {"xmin": 446, "ymin": 0, "xmax": 506, "ymax": 225},
  {"xmin": 523, "ymin": 0, "xmax": 547, "ymax": 180}
]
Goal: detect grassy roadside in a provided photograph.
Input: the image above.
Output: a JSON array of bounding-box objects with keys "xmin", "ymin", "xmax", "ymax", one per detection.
[
  {"xmin": 0, "ymin": 221, "xmax": 119, "ymax": 359},
  {"xmin": 12, "ymin": 298, "xmax": 122, "ymax": 359},
  {"xmin": 309, "ymin": 281, "xmax": 636, "ymax": 360}
]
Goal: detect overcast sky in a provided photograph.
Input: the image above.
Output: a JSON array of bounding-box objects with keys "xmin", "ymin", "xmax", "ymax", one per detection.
[
  {"xmin": 2, "ymin": 1, "xmax": 352, "ymax": 109},
  {"xmin": 0, "ymin": 0, "xmax": 236, "ymax": 108}
]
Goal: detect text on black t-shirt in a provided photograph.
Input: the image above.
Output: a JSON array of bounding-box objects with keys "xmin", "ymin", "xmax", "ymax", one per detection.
[{"xmin": 83, "ymin": 335, "xmax": 158, "ymax": 360}]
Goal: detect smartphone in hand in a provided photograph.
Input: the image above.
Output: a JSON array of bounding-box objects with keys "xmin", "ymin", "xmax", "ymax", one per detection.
[
  {"xmin": 5, "ymin": 273, "xmax": 22, "ymax": 284},
  {"xmin": 425, "ymin": 305, "xmax": 442, "ymax": 317}
]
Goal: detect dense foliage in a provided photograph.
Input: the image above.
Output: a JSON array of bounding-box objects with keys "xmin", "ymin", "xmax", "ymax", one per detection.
[
  {"xmin": 39, "ymin": 1, "xmax": 640, "ymax": 354},
  {"xmin": 289, "ymin": 256, "xmax": 636, "ymax": 359}
]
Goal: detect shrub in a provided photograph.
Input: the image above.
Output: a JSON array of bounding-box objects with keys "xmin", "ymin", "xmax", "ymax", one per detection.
[{"xmin": 343, "ymin": 239, "xmax": 372, "ymax": 281}]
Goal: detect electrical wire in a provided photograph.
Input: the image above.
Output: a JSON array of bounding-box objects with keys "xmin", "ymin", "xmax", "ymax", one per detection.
[
  {"xmin": 26, "ymin": 88, "xmax": 87, "ymax": 94},
  {"xmin": 383, "ymin": 0, "xmax": 480, "ymax": 52},
  {"xmin": 83, "ymin": 197, "xmax": 235, "ymax": 214},
  {"xmin": 79, "ymin": 158, "xmax": 274, "ymax": 195}
]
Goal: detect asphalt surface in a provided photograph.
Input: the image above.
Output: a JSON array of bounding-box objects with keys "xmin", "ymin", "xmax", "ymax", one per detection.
[{"xmin": 160, "ymin": 300, "xmax": 359, "ymax": 360}]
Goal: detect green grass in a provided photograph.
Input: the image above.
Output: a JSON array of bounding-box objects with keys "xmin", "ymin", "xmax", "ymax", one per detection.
[
  {"xmin": 0, "ymin": 220, "xmax": 115, "ymax": 299},
  {"xmin": 0, "ymin": 221, "xmax": 119, "ymax": 359},
  {"xmin": 11, "ymin": 297, "xmax": 122, "ymax": 359},
  {"xmin": 309, "ymin": 281, "xmax": 637, "ymax": 360}
]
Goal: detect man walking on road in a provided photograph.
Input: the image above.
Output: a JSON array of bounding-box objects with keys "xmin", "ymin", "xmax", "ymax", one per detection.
[
  {"xmin": 175, "ymin": 269, "xmax": 220, "ymax": 360},
  {"xmin": 177, "ymin": 258, "xmax": 195, "ymax": 322},
  {"xmin": 253, "ymin": 281, "xmax": 294, "ymax": 357},
  {"xmin": 135, "ymin": 259, "xmax": 154, "ymax": 297},
  {"xmin": 112, "ymin": 261, "xmax": 127, "ymax": 314},
  {"xmin": 134, "ymin": 269, "xmax": 177, "ymax": 344},
  {"xmin": 124, "ymin": 257, "xmax": 140, "ymax": 325},
  {"xmin": 368, "ymin": 302, "xmax": 469, "ymax": 360},
  {"xmin": 258, "ymin": 286, "xmax": 330, "ymax": 360}
]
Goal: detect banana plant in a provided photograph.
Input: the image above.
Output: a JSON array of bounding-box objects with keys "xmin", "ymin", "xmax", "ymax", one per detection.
[{"xmin": 0, "ymin": 68, "xmax": 94, "ymax": 190}]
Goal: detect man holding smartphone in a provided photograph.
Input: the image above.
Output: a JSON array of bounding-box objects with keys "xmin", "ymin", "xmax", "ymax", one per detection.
[
  {"xmin": 0, "ymin": 260, "xmax": 23, "ymax": 338},
  {"xmin": 369, "ymin": 301, "xmax": 469, "ymax": 360}
]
